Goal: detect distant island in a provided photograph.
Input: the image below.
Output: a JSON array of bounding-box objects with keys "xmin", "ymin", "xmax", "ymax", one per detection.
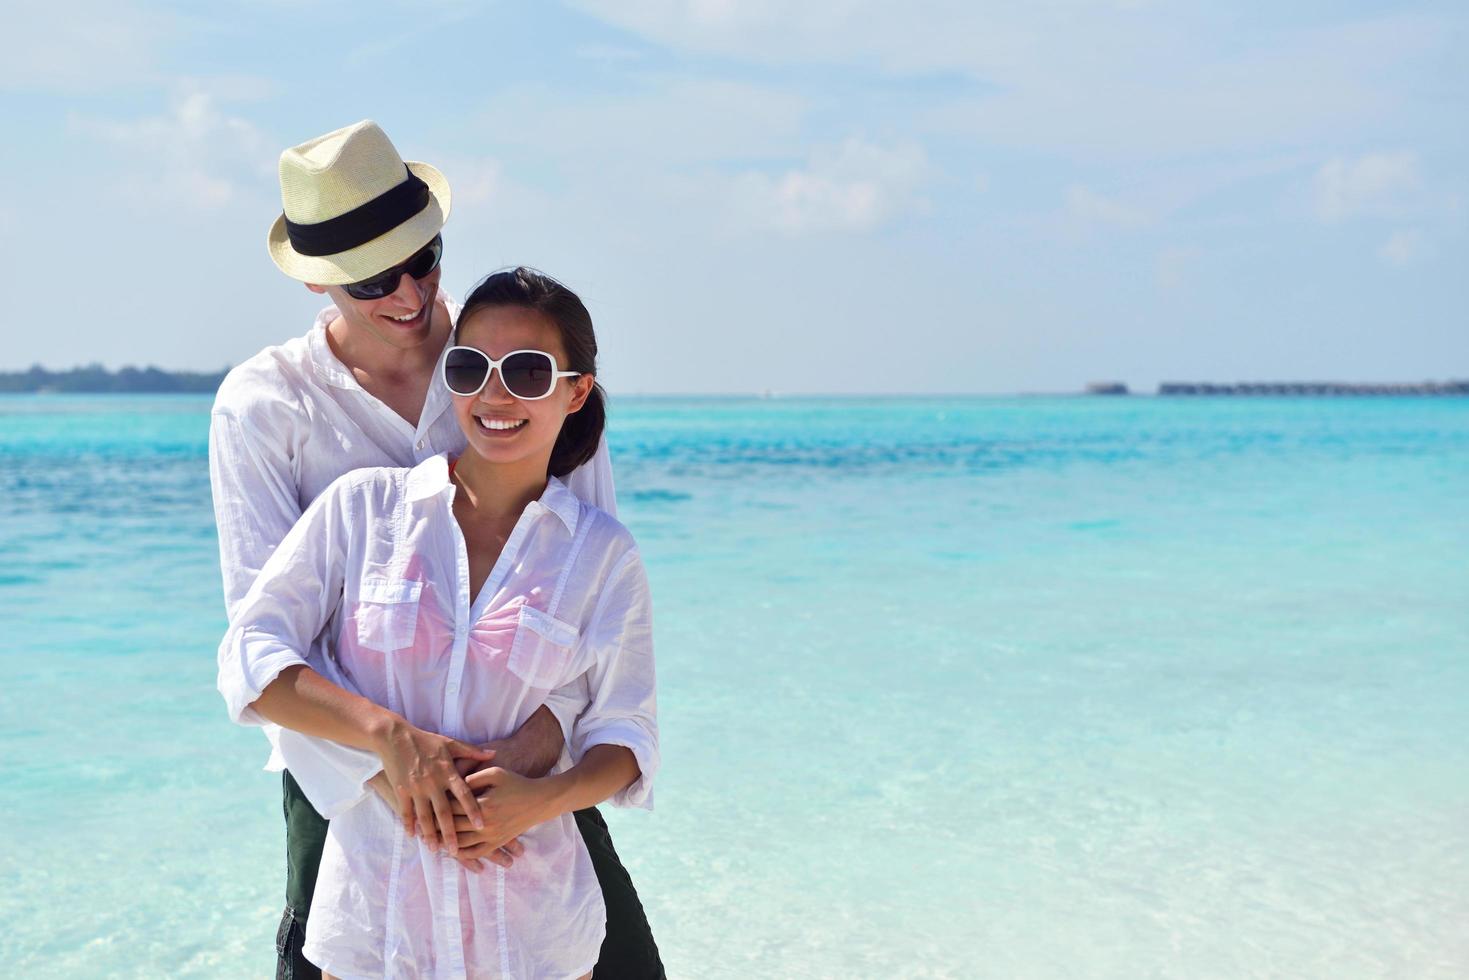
[
  {"xmin": 1086, "ymin": 380, "xmax": 1469, "ymax": 397},
  {"xmin": 0, "ymin": 365, "xmax": 229, "ymax": 394},
  {"xmin": 1157, "ymin": 380, "xmax": 1469, "ymax": 396}
]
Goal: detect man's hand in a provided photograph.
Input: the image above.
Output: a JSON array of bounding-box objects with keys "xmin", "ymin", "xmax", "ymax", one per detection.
[
  {"xmin": 458, "ymin": 705, "xmax": 567, "ymax": 780},
  {"xmin": 450, "ymin": 767, "xmax": 561, "ymax": 855},
  {"xmin": 452, "ymin": 836, "xmax": 526, "ymax": 873}
]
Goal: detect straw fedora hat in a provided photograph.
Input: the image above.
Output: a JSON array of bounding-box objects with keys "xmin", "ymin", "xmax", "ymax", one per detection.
[{"xmin": 267, "ymin": 120, "xmax": 451, "ymax": 285}]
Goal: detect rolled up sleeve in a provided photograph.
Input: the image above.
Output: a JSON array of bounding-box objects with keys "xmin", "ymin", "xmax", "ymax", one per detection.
[
  {"xmin": 571, "ymin": 548, "xmax": 659, "ymax": 809},
  {"xmin": 219, "ymin": 627, "xmax": 313, "ymax": 726}
]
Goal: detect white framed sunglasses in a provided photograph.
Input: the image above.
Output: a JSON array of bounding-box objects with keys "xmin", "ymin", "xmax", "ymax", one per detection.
[{"xmin": 441, "ymin": 346, "xmax": 581, "ymax": 401}]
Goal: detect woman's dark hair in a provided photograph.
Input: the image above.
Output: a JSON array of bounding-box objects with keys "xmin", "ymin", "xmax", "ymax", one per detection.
[{"xmin": 456, "ymin": 267, "xmax": 606, "ymax": 478}]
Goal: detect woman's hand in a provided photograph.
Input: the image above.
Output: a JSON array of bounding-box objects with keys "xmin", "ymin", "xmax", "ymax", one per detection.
[
  {"xmin": 450, "ymin": 767, "xmax": 561, "ymax": 855},
  {"xmin": 370, "ymin": 716, "xmax": 495, "ymax": 855},
  {"xmin": 367, "ymin": 770, "xmax": 399, "ymax": 812},
  {"xmin": 370, "ymin": 770, "xmax": 524, "ymax": 872}
]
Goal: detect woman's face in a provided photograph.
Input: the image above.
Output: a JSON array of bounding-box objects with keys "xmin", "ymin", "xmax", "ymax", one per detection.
[{"xmin": 450, "ymin": 304, "xmax": 593, "ymax": 470}]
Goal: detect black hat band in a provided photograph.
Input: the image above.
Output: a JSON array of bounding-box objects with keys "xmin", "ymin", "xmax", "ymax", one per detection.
[{"xmin": 284, "ymin": 167, "xmax": 431, "ymax": 257}]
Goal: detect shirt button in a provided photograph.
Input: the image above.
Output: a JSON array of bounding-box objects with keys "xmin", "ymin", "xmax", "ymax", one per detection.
[
  {"xmin": 446, "ymin": 681, "xmax": 459, "ymax": 694},
  {"xmin": 415, "ymin": 439, "xmax": 425, "ymax": 450}
]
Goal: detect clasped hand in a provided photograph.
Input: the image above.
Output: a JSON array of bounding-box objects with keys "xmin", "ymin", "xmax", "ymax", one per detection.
[
  {"xmin": 370, "ymin": 716, "xmax": 496, "ymax": 857},
  {"xmin": 446, "ymin": 766, "xmax": 558, "ymax": 871},
  {"xmin": 369, "ymin": 723, "xmax": 556, "ymax": 873}
]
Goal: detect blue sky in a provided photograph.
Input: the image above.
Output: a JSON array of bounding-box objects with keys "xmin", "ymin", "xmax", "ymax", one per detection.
[{"xmin": 4, "ymin": 0, "xmax": 1466, "ymax": 393}]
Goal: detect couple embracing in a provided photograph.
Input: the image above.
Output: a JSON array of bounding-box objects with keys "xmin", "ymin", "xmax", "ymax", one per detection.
[{"xmin": 212, "ymin": 121, "xmax": 662, "ymax": 979}]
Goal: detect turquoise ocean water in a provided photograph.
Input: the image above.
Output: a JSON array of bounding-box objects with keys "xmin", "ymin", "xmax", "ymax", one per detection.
[{"xmin": 1, "ymin": 394, "xmax": 1466, "ymax": 978}]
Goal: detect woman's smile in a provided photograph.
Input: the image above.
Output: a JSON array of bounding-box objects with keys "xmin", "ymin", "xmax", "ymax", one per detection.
[{"xmin": 473, "ymin": 414, "xmax": 528, "ymax": 435}]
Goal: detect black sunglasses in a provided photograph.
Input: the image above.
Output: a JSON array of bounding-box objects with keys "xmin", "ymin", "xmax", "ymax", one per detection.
[{"xmin": 342, "ymin": 235, "xmax": 443, "ymax": 300}]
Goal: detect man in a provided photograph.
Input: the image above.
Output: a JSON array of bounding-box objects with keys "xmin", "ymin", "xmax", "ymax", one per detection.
[{"xmin": 210, "ymin": 120, "xmax": 663, "ymax": 979}]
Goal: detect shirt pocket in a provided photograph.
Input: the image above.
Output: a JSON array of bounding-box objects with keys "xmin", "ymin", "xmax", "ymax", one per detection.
[
  {"xmin": 507, "ymin": 606, "xmax": 580, "ymax": 689},
  {"xmin": 353, "ymin": 577, "xmax": 423, "ymax": 652}
]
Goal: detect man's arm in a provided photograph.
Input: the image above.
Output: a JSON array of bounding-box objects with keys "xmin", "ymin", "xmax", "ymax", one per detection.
[
  {"xmin": 459, "ymin": 704, "xmax": 568, "ymax": 780},
  {"xmin": 210, "ymin": 404, "xmax": 305, "ymax": 621},
  {"xmin": 210, "ymin": 403, "xmax": 383, "ymax": 811}
]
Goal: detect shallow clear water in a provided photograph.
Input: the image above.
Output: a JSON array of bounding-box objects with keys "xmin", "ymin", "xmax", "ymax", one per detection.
[{"xmin": 2, "ymin": 394, "xmax": 1466, "ymax": 978}]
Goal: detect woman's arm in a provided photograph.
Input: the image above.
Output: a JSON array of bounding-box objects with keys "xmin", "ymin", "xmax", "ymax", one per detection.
[
  {"xmin": 450, "ymin": 745, "xmax": 640, "ymax": 864},
  {"xmin": 562, "ymin": 547, "xmax": 659, "ymax": 809},
  {"xmin": 450, "ymin": 542, "xmax": 658, "ymax": 864},
  {"xmin": 252, "ymin": 664, "xmax": 494, "ymax": 853},
  {"xmin": 219, "ymin": 472, "xmax": 493, "ymax": 853}
]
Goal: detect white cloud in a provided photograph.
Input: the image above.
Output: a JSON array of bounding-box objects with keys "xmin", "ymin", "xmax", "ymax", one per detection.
[
  {"xmin": 346, "ymin": 5, "xmax": 479, "ymax": 65},
  {"xmin": 570, "ymin": 0, "xmax": 1040, "ymax": 74},
  {"xmin": 474, "ymin": 77, "xmax": 806, "ymax": 166},
  {"xmin": 1065, "ymin": 185, "xmax": 1150, "ymax": 229},
  {"xmin": 572, "ymin": 3, "xmax": 1454, "ymax": 159},
  {"xmin": 171, "ymin": 73, "xmax": 280, "ymax": 102},
  {"xmin": 1313, "ymin": 151, "xmax": 1422, "ymax": 222},
  {"xmin": 1378, "ymin": 229, "xmax": 1426, "ymax": 267},
  {"xmin": 729, "ymin": 139, "xmax": 928, "ymax": 235},
  {"xmin": 72, "ymin": 90, "xmax": 274, "ymax": 212},
  {"xmin": 1, "ymin": 0, "xmax": 178, "ymax": 93}
]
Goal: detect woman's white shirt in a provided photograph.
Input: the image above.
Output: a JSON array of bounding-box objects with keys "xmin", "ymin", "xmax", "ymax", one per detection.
[
  {"xmin": 208, "ymin": 291, "xmax": 617, "ymax": 814},
  {"xmin": 217, "ymin": 455, "xmax": 656, "ymax": 979}
]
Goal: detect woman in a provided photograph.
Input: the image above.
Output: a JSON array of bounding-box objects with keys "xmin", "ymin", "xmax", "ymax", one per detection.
[{"xmin": 218, "ymin": 268, "xmax": 658, "ymax": 979}]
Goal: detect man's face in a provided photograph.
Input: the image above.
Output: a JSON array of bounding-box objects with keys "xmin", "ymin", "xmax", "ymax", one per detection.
[{"xmin": 308, "ymin": 255, "xmax": 444, "ymax": 352}]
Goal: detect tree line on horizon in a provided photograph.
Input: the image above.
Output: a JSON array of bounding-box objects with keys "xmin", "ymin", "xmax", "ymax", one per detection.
[{"xmin": 0, "ymin": 364, "xmax": 229, "ymax": 394}]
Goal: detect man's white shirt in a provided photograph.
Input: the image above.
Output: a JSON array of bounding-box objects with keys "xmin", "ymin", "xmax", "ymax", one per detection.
[{"xmin": 209, "ymin": 290, "xmax": 616, "ymax": 814}]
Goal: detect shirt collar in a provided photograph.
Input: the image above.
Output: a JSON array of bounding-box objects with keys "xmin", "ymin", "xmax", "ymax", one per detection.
[
  {"xmin": 405, "ymin": 453, "xmax": 453, "ymax": 501},
  {"xmin": 404, "ymin": 456, "xmax": 581, "ymax": 536},
  {"xmin": 532, "ymin": 476, "xmax": 581, "ymax": 535},
  {"xmin": 306, "ymin": 287, "xmax": 461, "ymax": 391}
]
